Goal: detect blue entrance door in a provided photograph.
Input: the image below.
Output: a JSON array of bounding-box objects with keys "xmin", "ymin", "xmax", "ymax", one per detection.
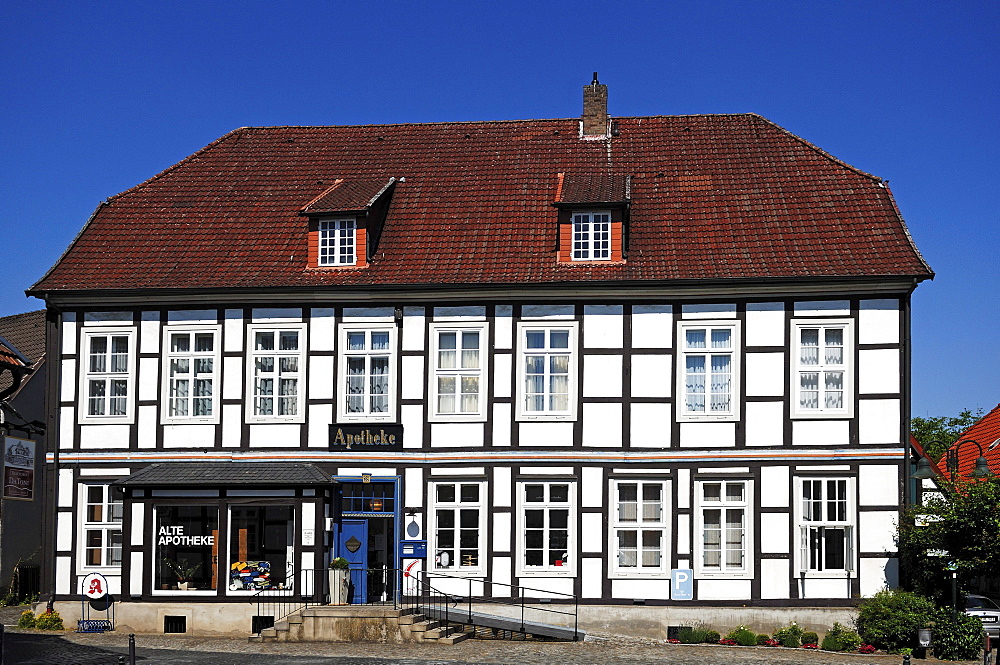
[{"xmin": 338, "ymin": 519, "xmax": 368, "ymax": 603}]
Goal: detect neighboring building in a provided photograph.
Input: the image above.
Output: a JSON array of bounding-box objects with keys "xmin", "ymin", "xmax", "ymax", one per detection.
[
  {"xmin": 26, "ymin": 79, "xmax": 933, "ymax": 635},
  {"xmin": 0, "ymin": 309, "xmax": 47, "ymax": 601}
]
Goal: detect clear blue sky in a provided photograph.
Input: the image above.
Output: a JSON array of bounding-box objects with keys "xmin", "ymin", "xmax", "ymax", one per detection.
[{"xmin": 2, "ymin": 1, "xmax": 997, "ymax": 418}]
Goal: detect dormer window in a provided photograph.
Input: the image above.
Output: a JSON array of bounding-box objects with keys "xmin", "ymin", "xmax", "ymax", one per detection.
[
  {"xmin": 572, "ymin": 211, "xmax": 611, "ymax": 261},
  {"xmin": 319, "ymin": 219, "xmax": 357, "ymax": 266}
]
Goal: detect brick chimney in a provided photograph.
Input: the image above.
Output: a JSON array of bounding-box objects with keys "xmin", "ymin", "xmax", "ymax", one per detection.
[{"xmin": 582, "ymin": 72, "xmax": 609, "ymax": 136}]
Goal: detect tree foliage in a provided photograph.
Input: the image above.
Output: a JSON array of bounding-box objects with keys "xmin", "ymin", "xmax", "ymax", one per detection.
[
  {"xmin": 911, "ymin": 408, "xmax": 984, "ymax": 461},
  {"xmin": 899, "ymin": 476, "xmax": 1000, "ymax": 603}
]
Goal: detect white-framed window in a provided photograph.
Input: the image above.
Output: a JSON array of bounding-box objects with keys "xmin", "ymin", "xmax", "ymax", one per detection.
[
  {"xmin": 247, "ymin": 324, "xmax": 306, "ymax": 422},
  {"xmin": 337, "ymin": 325, "xmax": 397, "ymax": 422},
  {"xmin": 429, "ymin": 482, "xmax": 486, "ymax": 575},
  {"xmin": 571, "ymin": 211, "xmax": 611, "ymax": 261},
  {"xmin": 796, "ymin": 477, "xmax": 856, "ymax": 576},
  {"xmin": 792, "ymin": 320, "xmax": 854, "ymax": 418},
  {"xmin": 429, "ymin": 324, "xmax": 488, "ymax": 422},
  {"xmin": 318, "ymin": 218, "xmax": 357, "ymax": 266},
  {"xmin": 162, "ymin": 326, "xmax": 221, "ymax": 423},
  {"xmin": 677, "ymin": 322, "xmax": 740, "ymax": 421},
  {"xmin": 516, "ymin": 481, "xmax": 575, "ymax": 576},
  {"xmin": 694, "ymin": 479, "xmax": 753, "ymax": 578},
  {"xmin": 610, "ymin": 479, "xmax": 670, "ymax": 578},
  {"xmin": 80, "ymin": 484, "xmax": 124, "ymax": 570},
  {"xmin": 80, "ymin": 329, "xmax": 136, "ymax": 422},
  {"xmin": 516, "ymin": 322, "xmax": 578, "ymax": 420}
]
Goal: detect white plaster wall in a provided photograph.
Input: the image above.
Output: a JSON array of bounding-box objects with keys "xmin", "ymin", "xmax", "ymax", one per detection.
[
  {"xmin": 491, "ymin": 512, "xmax": 512, "ymax": 553},
  {"xmin": 138, "ymin": 356, "xmax": 158, "ymax": 401},
  {"xmin": 582, "ymin": 403, "xmax": 622, "ymax": 447},
  {"xmin": 401, "ymin": 355, "xmax": 423, "ymax": 400},
  {"xmin": 80, "ymin": 425, "xmax": 130, "ymax": 449},
  {"xmin": 860, "ymin": 512, "xmax": 898, "ymax": 553},
  {"xmin": 492, "ymin": 557, "xmax": 512, "ymax": 592},
  {"xmin": 430, "ymin": 423, "xmax": 484, "ymax": 447},
  {"xmin": 612, "ymin": 579, "xmax": 670, "ymax": 600},
  {"xmin": 336, "ymin": 467, "xmax": 397, "ymax": 476},
  {"xmin": 515, "ymin": 577, "xmax": 573, "ymax": 597},
  {"xmin": 630, "ymin": 403, "xmax": 672, "ymax": 447},
  {"xmin": 492, "ymin": 467, "xmax": 512, "ymax": 507},
  {"xmin": 631, "ymin": 355, "xmax": 671, "ymax": 398},
  {"xmin": 341, "ymin": 307, "xmax": 391, "ymax": 321},
  {"xmin": 745, "ymin": 352, "xmax": 785, "ymax": 396},
  {"xmin": 859, "ymin": 465, "xmax": 899, "ymax": 506},
  {"xmin": 793, "ymin": 301, "xmax": 850, "ymax": 316},
  {"xmin": 522, "ymin": 305, "xmax": 574, "ymax": 319},
  {"xmin": 581, "ymin": 467, "xmax": 603, "ymax": 508},
  {"xmin": 56, "ymin": 512, "xmax": 72, "ymax": 551},
  {"xmin": 676, "ymin": 469, "xmax": 691, "ymax": 510},
  {"xmin": 140, "ymin": 311, "xmax": 160, "ymax": 354},
  {"xmin": 802, "ymin": 577, "xmax": 851, "ymax": 599},
  {"xmin": 223, "ymin": 356, "xmax": 243, "ymax": 400},
  {"xmin": 583, "ymin": 355, "xmax": 623, "ymax": 397},
  {"xmin": 62, "ymin": 314, "xmax": 77, "ymax": 355},
  {"xmin": 518, "ymin": 422, "xmax": 573, "ymax": 447},
  {"xmin": 401, "ymin": 404, "xmax": 424, "ymax": 449},
  {"xmin": 162, "ymin": 425, "xmax": 214, "ymax": 448},
  {"xmin": 760, "ymin": 559, "xmax": 791, "ymax": 599},
  {"xmin": 760, "ymin": 466, "xmax": 790, "ymax": 507},
  {"xmin": 698, "ymin": 579, "xmax": 751, "ymax": 600},
  {"xmin": 581, "ymin": 513, "xmax": 603, "ymax": 552},
  {"xmin": 61, "ymin": 359, "xmax": 76, "ymax": 402},
  {"xmin": 130, "ymin": 552, "xmax": 143, "ymax": 596},
  {"xmin": 859, "ymin": 399, "xmax": 901, "ymax": 444},
  {"xmin": 583, "ymin": 305, "xmax": 623, "ymax": 348},
  {"xmin": 138, "ymin": 404, "xmax": 156, "ymax": 448},
  {"xmin": 676, "ymin": 514, "xmax": 690, "ymax": 554},
  {"xmin": 859, "ymin": 349, "xmax": 900, "ymax": 394},
  {"xmin": 309, "ymin": 355, "xmax": 334, "ymax": 400},
  {"xmin": 859, "ymin": 299, "xmax": 900, "ymax": 344},
  {"xmin": 56, "ymin": 556, "xmax": 71, "ymax": 594},
  {"xmin": 307, "ymin": 403, "xmax": 333, "ymax": 448},
  {"xmin": 224, "ymin": 309, "xmax": 243, "ymax": 353},
  {"xmin": 247, "ymin": 423, "xmax": 300, "ymax": 447},
  {"xmin": 760, "ymin": 514, "xmax": 790, "ymax": 553},
  {"xmin": 222, "ymin": 404, "xmax": 241, "ymax": 447},
  {"xmin": 493, "ymin": 354, "xmax": 512, "ymax": 398},
  {"xmin": 252, "ymin": 308, "xmax": 302, "ymax": 322},
  {"xmin": 404, "ymin": 467, "xmax": 423, "ymax": 508},
  {"xmin": 60, "ymin": 406, "xmax": 74, "ymax": 450},
  {"xmin": 860, "ymin": 557, "xmax": 897, "ymax": 596},
  {"xmin": 402, "ymin": 307, "xmax": 425, "ymax": 351},
  {"xmin": 792, "ymin": 420, "xmax": 849, "ymax": 446},
  {"xmin": 679, "ymin": 422, "xmax": 736, "ymax": 447},
  {"xmin": 309, "ymin": 308, "xmax": 336, "ymax": 351},
  {"xmin": 745, "ymin": 302, "xmax": 784, "ymax": 347},
  {"xmin": 631, "ymin": 305, "xmax": 672, "ymax": 348},
  {"xmin": 494, "ymin": 305, "xmax": 513, "ymax": 349},
  {"xmin": 745, "ymin": 401, "xmax": 784, "ymax": 447},
  {"xmin": 582, "ymin": 558, "xmax": 603, "ymax": 598},
  {"xmin": 434, "ymin": 306, "xmax": 486, "ymax": 320},
  {"xmin": 492, "ymin": 402, "xmax": 511, "ymax": 447},
  {"xmin": 681, "ymin": 304, "xmax": 736, "ymax": 319},
  {"xmin": 131, "ymin": 503, "xmax": 145, "ymax": 545}
]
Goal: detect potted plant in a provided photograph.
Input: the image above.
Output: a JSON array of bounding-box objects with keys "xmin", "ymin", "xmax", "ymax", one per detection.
[
  {"xmin": 163, "ymin": 557, "xmax": 202, "ymax": 590},
  {"xmin": 328, "ymin": 557, "xmax": 350, "ymax": 605}
]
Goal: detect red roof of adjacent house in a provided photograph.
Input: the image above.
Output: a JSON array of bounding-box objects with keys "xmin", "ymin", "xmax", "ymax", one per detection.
[
  {"xmin": 29, "ymin": 114, "xmax": 932, "ymax": 295},
  {"xmin": 946, "ymin": 404, "xmax": 1000, "ymax": 479},
  {"xmin": 0, "ymin": 310, "xmax": 45, "ymax": 394}
]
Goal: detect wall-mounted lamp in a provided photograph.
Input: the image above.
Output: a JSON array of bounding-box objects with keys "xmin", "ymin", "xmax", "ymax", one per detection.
[{"xmin": 912, "ymin": 439, "xmax": 994, "ymax": 481}]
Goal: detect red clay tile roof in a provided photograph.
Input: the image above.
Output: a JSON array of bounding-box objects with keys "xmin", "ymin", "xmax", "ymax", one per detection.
[
  {"xmin": 30, "ymin": 114, "xmax": 932, "ymax": 294},
  {"xmin": 0, "ymin": 310, "xmax": 45, "ymax": 393},
  {"xmin": 946, "ymin": 403, "xmax": 1000, "ymax": 479},
  {"xmin": 301, "ymin": 177, "xmax": 395, "ymax": 214},
  {"xmin": 557, "ymin": 173, "xmax": 630, "ymax": 205}
]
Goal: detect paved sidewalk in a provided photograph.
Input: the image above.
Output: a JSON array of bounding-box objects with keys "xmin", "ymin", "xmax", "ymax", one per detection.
[{"xmin": 2, "ymin": 628, "xmax": 989, "ymax": 665}]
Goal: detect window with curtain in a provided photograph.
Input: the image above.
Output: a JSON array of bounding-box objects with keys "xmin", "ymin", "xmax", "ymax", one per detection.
[
  {"xmin": 517, "ymin": 323, "xmax": 578, "ymax": 420},
  {"xmin": 798, "ymin": 477, "xmax": 855, "ymax": 574},
  {"xmin": 81, "ymin": 484, "xmax": 123, "ymax": 568},
  {"xmin": 678, "ymin": 323, "xmax": 738, "ymax": 420},
  {"xmin": 249, "ymin": 326, "xmax": 305, "ymax": 421},
  {"xmin": 339, "ymin": 326, "xmax": 397, "ymax": 421},
  {"xmin": 792, "ymin": 320, "xmax": 853, "ymax": 417},
  {"xmin": 164, "ymin": 327, "xmax": 219, "ymax": 421},
  {"xmin": 611, "ymin": 480, "xmax": 669, "ymax": 576},
  {"xmin": 82, "ymin": 330, "xmax": 135, "ymax": 420},
  {"xmin": 696, "ymin": 480, "xmax": 752, "ymax": 577},
  {"xmin": 430, "ymin": 325, "xmax": 487, "ymax": 420}
]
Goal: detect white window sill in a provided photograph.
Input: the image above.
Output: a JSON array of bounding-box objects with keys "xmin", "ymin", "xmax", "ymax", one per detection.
[
  {"xmin": 516, "ymin": 568, "xmax": 576, "ymax": 577},
  {"xmin": 677, "ymin": 414, "xmax": 738, "ymax": 423},
  {"xmin": 161, "ymin": 417, "xmax": 220, "ymax": 425},
  {"xmin": 428, "ymin": 568, "xmax": 486, "ymax": 578},
  {"xmin": 694, "ymin": 571, "xmax": 754, "ymax": 580},
  {"xmin": 790, "ymin": 411, "xmax": 855, "ymax": 420},
  {"xmin": 515, "ymin": 414, "xmax": 577, "ymax": 422},
  {"xmin": 246, "ymin": 416, "xmax": 306, "ymax": 424},
  {"xmin": 427, "ymin": 414, "xmax": 487, "ymax": 423},
  {"xmin": 79, "ymin": 416, "xmax": 135, "ymax": 425},
  {"xmin": 799, "ymin": 571, "xmax": 857, "ymax": 579},
  {"xmin": 609, "ymin": 571, "xmax": 670, "ymax": 580}
]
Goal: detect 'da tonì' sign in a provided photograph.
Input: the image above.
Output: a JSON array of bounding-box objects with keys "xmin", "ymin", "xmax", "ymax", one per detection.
[{"xmin": 3, "ymin": 436, "xmax": 35, "ymax": 500}]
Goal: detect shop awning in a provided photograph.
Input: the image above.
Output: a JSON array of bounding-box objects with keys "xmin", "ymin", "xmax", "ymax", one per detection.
[{"xmin": 114, "ymin": 462, "xmax": 335, "ymax": 487}]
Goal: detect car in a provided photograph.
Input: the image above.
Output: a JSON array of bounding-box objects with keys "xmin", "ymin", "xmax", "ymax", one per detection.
[{"xmin": 965, "ymin": 594, "xmax": 1000, "ymax": 640}]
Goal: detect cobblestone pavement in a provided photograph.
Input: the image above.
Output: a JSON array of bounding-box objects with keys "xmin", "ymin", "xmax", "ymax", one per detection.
[{"xmin": 2, "ymin": 628, "xmax": 989, "ymax": 665}]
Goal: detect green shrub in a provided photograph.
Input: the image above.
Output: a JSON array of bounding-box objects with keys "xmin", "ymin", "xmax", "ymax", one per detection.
[
  {"xmin": 756, "ymin": 633, "xmax": 771, "ymax": 645},
  {"xmin": 677, "ymin": 627, "xmax": 708, "ymax": 644},
  {"xmin": 821, "ymin": 622, "xmax": 862, "ymax": 651},
  {"xmin": 723, "ymin": 625, "xmax": 757, "ymax": 646},
  {"xmin": 801, "ymin": 631, "xmax": 819, "ymax": 646},
  {"xmin": 17, "ymin": 609, "xmax": 35, "ymax": 628},
  {"xmin": 930, "ymin": 609, "xmax": 984, "ymax": 661},
  {"xmin": 855, "ymin": 589, "xmax": 936, "ymax": 652},
  {"xmin": 774, "ymin": 622, "xmax": 803, "ymax": 647},
  {"xmin": 34, "ymin": 610, "xmax": 64, "ymax": 630},
  {"xmin": 704, "ymin": 630, "xmax": 721, "ymax": 643}
]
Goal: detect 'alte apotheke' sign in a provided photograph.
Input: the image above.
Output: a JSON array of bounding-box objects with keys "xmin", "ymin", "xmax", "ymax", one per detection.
[{"xmin": 329, "ymin": 425, "xmax": 404, "ymax": 451}]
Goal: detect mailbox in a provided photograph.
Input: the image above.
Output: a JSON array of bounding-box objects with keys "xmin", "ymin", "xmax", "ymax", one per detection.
[{"xmin": 399, "ymin": 540, "xmax": 427, "ymax": 558}]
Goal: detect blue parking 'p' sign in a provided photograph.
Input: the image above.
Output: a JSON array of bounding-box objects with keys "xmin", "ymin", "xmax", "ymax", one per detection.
[{"xmin": 671, "ymin": 568, "xmax": 693, "ymax": 600}]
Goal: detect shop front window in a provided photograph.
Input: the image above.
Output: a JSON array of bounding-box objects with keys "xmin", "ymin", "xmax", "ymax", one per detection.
[
  {"xmin": 155, "ymin": 506, "xmax": 218, "ymax": 591},
  {"xmin": 228, "ymin": 505, "xmax": 294, "ymax": 590}
]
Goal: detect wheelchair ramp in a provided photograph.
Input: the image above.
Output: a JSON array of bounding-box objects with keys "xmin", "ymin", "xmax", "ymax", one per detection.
[{"xmin": 422, "ymin": 606, "xmax": 584, "ymax": 641}]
